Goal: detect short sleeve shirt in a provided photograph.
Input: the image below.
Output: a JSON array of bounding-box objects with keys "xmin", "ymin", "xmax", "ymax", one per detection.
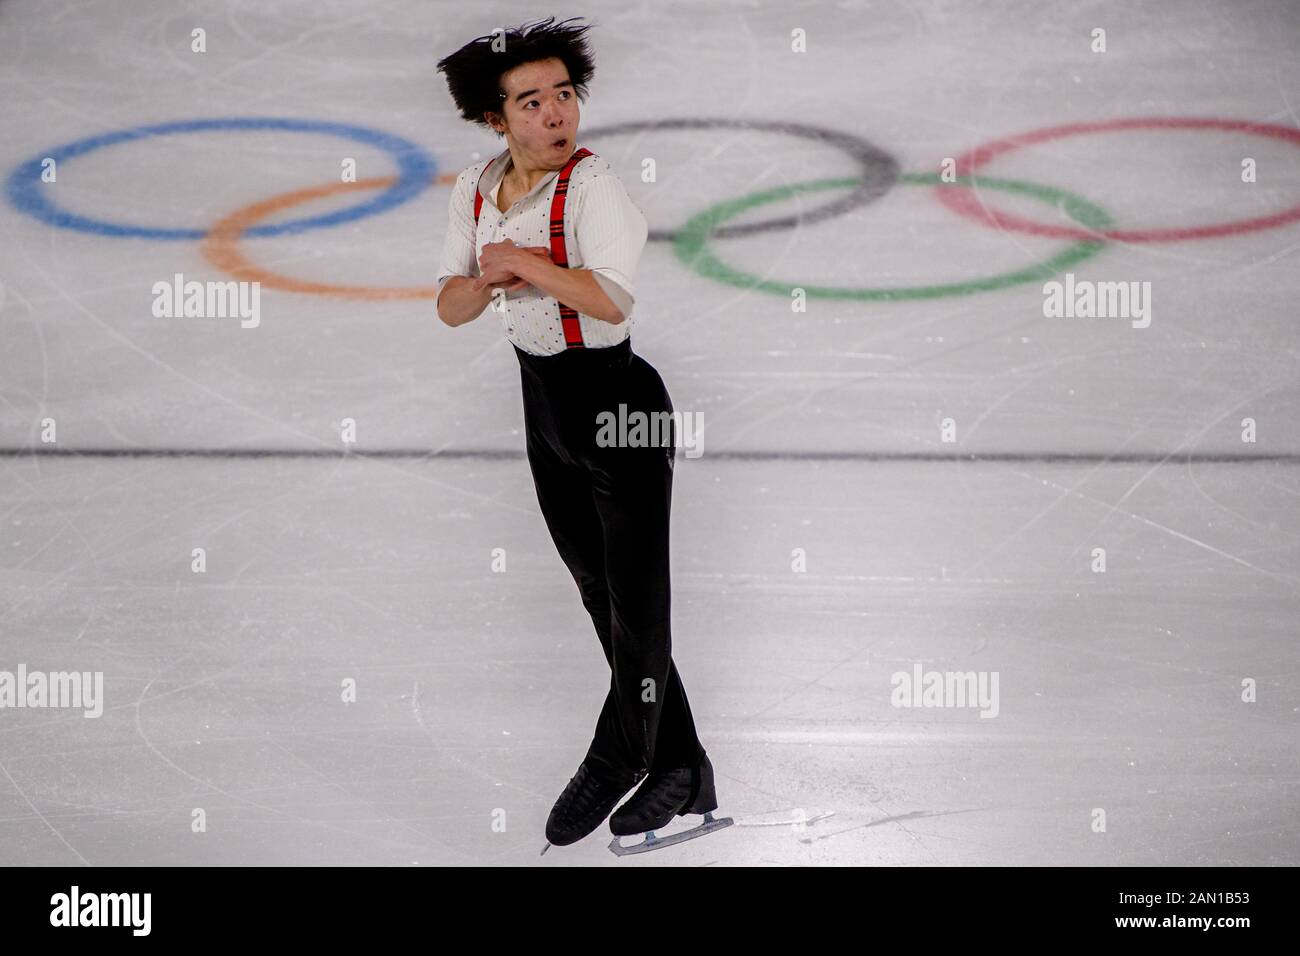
[{"xmin": 435, "ymin": 144, "xmax": 649, "ymax": 356}]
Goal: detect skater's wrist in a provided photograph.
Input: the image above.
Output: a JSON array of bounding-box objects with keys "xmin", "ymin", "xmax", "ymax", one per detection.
[
  {"xmin": 509, "ymin": 256, "xmax": 625, "ymax": 325},
  {"xmin": 436, "ymin": 275, "xmax": 494, "ymax": 326}
]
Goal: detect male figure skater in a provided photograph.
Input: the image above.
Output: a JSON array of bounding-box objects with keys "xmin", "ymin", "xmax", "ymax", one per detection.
[{"xmin": 435, "ymin": 17, "xmax": 724, "ymax": 852}]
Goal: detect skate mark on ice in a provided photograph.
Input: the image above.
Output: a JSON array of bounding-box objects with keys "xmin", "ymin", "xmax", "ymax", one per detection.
[
  {"xmin": 0, "ymin": 758, "xmax": 92, "ymax": 866},
  {"xmin": 129, "ymin": 674, "xmax": 460, "ymax": 858},
  {"xmin": 411, "ymin": 679, "xmax": 551, "ymax": 805}
]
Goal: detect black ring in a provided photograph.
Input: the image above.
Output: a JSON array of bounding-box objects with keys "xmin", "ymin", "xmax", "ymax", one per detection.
[{"xmin": 579, "ymin": 117, "xmax": 900, "ymax": 242}]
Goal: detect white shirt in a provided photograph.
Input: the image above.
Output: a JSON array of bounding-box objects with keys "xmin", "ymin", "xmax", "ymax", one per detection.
[{"xmin": 435, "ymin": 144, "xmax": 649, "ymax": 356}]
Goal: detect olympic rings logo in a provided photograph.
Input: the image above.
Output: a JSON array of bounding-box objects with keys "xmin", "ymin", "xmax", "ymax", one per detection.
[{"xmin": 6, "ymin": 115, "xmax": 1299, "ymax": 303}]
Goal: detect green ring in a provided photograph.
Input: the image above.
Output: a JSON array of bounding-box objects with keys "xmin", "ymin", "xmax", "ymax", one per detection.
[{"xmin": 672, "ymin": 172, "xmax": 1113, "ymax": 301}]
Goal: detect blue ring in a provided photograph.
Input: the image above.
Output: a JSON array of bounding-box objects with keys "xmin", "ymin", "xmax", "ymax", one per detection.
[{"xmin": 5, "ymin": 117, "xmax": 437, "ymax": 240}]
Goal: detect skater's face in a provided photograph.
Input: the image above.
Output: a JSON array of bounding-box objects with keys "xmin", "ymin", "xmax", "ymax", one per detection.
[{"xmin": 487, "ymin": 57, "xmax": 579, "ymax": 168}]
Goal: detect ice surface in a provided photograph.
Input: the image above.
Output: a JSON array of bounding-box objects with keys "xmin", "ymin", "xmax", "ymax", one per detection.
[{"xmin": 0, "ymin": 0, "xmax": 1297, "ymax": 865}]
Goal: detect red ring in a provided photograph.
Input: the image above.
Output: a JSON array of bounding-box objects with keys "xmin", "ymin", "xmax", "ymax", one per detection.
[{"xmin": 934, "ymin": 117, "xmax": 1300, "ymax": 243}]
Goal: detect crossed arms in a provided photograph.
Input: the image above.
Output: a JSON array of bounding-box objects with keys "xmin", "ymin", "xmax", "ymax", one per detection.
[{"xmin": 436, "ymin": 241, "xmax": 626, "ymax": 328}]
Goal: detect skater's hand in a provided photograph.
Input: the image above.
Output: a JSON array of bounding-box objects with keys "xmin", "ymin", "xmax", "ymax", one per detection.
[{"xmin": 473, "ymin": 243, "xmax": 551, "ymax": 293}]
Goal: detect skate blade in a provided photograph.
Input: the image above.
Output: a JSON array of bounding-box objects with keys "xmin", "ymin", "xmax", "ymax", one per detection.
[{"xmin": 607, "ymin": 812, "xmax": 734, "ymax": 856}]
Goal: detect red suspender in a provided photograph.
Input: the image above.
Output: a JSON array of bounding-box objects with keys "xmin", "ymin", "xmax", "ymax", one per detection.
[
  {"xmin": 473, "ymin": 148, "xmax": 595, "ymax": 350},
  {"xmin": 472, "ymin": 157, "xmax": 494, "ymax": 225},
  {"xmin": 547, "ymin": 147, "xmax": 593, "ymax": 349}
]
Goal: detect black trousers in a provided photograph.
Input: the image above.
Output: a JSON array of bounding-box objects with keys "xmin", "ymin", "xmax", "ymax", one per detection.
[{"xmin": 514, "ymin": 336, "xmax": 706, "ymax": 778}]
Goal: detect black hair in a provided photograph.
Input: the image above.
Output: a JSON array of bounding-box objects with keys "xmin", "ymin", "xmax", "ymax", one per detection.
[{"xmin": 436, "ymin": 16, "xmax": 596, "ymax": 136}]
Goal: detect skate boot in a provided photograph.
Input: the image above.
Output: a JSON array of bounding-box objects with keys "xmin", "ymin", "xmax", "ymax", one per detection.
[
  {"xmin": 609, "ymin": 753, "xmax": 720, "ymax": 836},
  {"xmin": 541, "ymin": 758, "xmax": 643, "ymax": 853}
]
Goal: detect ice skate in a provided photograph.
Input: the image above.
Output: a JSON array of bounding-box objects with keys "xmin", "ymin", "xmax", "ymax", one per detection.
[
  {"xmin": 607, "ymin": 753, "xmax": 733, "ymax": 855},
  {"xmin": 540, "ymin": 758, "xmax": 643, "ymax": 854}
]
